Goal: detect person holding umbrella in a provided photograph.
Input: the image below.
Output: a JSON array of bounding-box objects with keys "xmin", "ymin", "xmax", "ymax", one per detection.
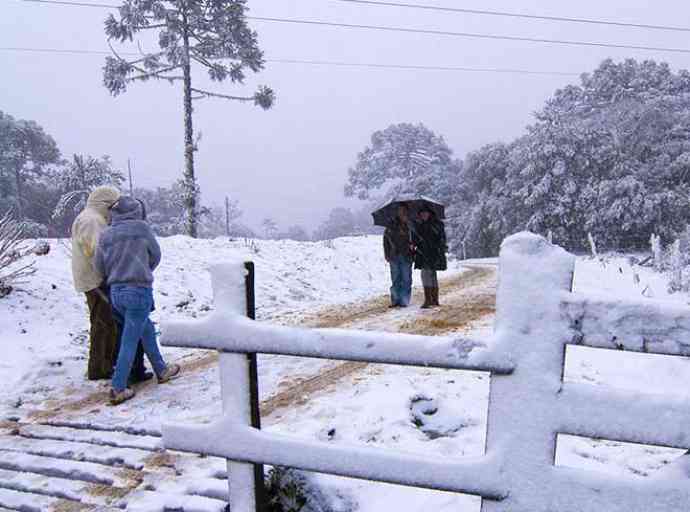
[
  {"xmin": 383, "ymin": 203, "xmax": 415, "ymax": 307},
  {"xmin": 413, "ymin": 206, "xmax": 447, "ymax": 308},
  {"xmin": 374, "ymin": 196, "xmax": 446, "ymax": 308}
]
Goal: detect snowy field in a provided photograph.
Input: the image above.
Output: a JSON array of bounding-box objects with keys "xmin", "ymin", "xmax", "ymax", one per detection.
[
  {"xmin": 2, "ymin": 236, "xmax": 690, "ymax": 511},
  {"xmin": 1, "ymin": 235, "xmax": 466, "ymax": 420}
]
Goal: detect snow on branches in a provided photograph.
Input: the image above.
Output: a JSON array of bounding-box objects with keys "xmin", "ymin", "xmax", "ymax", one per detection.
[
  {"xmin": 103, "ymin": 0, "xmax": 275, "ymax": 237},
  {"xmin": 345, "ymin": 123, "xmax": 460, "ymax": 203},
  {"xmin": 0, "ymin": 212, "xmax": 36, "ymax": 298}
]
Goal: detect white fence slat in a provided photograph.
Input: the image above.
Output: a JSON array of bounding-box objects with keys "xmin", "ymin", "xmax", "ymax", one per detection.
[
  {"xmin": 161, "ymin": 316, "xmax": 512, "ymax": 374},
  {"xmin": 163, "ymin": 421, "xmax": 506, "ymax": 499},
  {"xmin": 481, "ymin": 234, "xmax": 576, "ymax": 512},
  {"xmin": 209, "ymin": 262, "xmax": 258, "ymax": 512},
  {"xmin": 219, "ymin": 353, "xmax": 256, "ymax": 512},
  {"xmin": 556, "ymin": 383, "xmax": 690, "ymax": 449},
  {"xmin": 563, "ymin": 294, "xmax": 690, "ymax": 356}
]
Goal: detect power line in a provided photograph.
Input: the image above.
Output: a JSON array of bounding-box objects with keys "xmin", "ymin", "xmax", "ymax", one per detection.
[
  {"xmin": 22, "ymin": 0, "xmax": 118, "ymax": 6},
  {"xmin": 246, "ymin": 16, "xmax": 690, "ymax": 55},
  {"xmin": 334, "ymin": 0, "xmax": 690, "ymax": 34},
  {"xmin": 23, "ymin": 0, "xmax": 690, "ymax": 36},
  {"xmin": 18, "ymin": 0, "xmax": 690, "ymax": 56},
  {"xmin": 0, "ymin": 47, "xmax": 579, "ymax": 76},
  {"xmin": 265, "ymin": 58, "xmax": 579, "ymax": 76}
]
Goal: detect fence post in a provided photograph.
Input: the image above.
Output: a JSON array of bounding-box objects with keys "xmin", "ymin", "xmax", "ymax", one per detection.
[
  {"xmin": 244, "ymin": 262, "xmax": 267, "ymax": 510},
  {"xmin": 481, "ymin": 233, "xmax": 575, "ymax": 512},
  {"xmin": 217, "ymin": 262, "xmax": 265, "ymax": 512}
]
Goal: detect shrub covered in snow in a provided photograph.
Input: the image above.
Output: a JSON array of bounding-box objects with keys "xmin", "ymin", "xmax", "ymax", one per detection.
[
  {"xmin": 0, "ymin": 212, "xmax": 36, "ymax": 298},
  {"xmin": 265, "ymin": 467, "xmax": 356, "ymax": 512}
]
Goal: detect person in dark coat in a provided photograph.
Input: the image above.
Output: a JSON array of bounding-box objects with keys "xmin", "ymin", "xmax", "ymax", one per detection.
[
  {"xmin": 383, "ymin": 204, "xmax": 414, "ymax": 307},
  {"xmin": 413, "ymin": 206, "xmax": 447, "ymax": 308}
]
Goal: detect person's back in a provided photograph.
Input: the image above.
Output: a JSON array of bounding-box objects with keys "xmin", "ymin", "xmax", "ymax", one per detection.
[
  {"xmin": 95, "ymin": 197, "xmax": 161, "ymax": 288},
  {"xmin": 71, "ymin": 186, "xmax": 121, "ymax": 380},
  {"xmin": 71, "ymin": 187, "xmax": 120, "ymax": 293},
  {"xmin": 413, "ymin": 209, "xmax": 447, "ymax": 308},
  {"xmin": 95, "ymin": 196, "xmax": 177, "ymax": 406}
]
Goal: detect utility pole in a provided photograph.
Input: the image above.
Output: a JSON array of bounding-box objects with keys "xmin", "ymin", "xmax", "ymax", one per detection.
[
  {"xmin": 127, "ymin": 159, "xmax": 134, "ymax": 196},
  {"xmin": 225, "ymin": 196, "xmax": 231, "ymax": 237}
]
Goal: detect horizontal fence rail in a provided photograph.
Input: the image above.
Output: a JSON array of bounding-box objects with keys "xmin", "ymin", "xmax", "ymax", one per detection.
[
  {"xmin": 556, "ymin": 382, "xmax": 690, "ymax": 449},
  {"xmin": 563, "ymin": 293, "xmax": 690, "ymax": 356},
  {"xmin": 161, "ymin": 233, "xmax": 690, "ymax": 512},
  {"xmin": 162, "ymin": 316, "xmax": 513, "ymax": 374},
  {"xmin": 165, "ymin": 420, "xmax": 506, "ymax": 499}
]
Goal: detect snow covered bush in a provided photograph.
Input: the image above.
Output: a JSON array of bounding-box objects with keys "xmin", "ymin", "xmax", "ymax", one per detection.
[
  {"xmin": 449, "ymin": 59, "xmax": 690, "ymax": 257},
  {"xmin": 265, "ymin": 467, "xmax": 356, "ymax": 512},
  {"xmin": 0, "ymin": 212, "xmax": 35, "ymax": 298},
  {"xmin": 17, "ymin": 220, "xmax": 48, "ymax": 238}
]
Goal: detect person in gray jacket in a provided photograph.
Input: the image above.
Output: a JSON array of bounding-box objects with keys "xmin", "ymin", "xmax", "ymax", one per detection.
[{"xmin": 95, "ymin": 196, "xmax": 180, "ymax": 405}]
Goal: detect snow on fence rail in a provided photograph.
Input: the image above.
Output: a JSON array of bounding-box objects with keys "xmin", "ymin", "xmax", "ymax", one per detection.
[{"xmin": 161, "ymin": 232, "xmax": 690, "ymax": 512}]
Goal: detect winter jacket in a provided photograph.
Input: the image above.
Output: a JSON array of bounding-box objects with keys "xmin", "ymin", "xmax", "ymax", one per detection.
[
  {"xmin": 413, "ymin": 218, "xmax": 448, "ymax": 271},
  {"xmin": 94, "ymin": 196, "xmax": 161, "ymax": 288},
  {"xmin": 384, "ymin": 219, "xmax": 414, "ymax": 261},
  {"xmin": 71, "ymin": 186, "xmax": 121, "ymax": 293}
]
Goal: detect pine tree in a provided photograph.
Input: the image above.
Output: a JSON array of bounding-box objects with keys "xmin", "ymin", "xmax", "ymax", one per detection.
[
  {"xmin": 345, "ymin": 123, "xmax": 460, "ymax": 204},
  {"xmin": 103, "ymin": 0, "xmax": 275, "ymax": 237}
]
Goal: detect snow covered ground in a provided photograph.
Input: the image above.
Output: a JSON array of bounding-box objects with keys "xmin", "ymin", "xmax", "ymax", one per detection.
[
  {"xmin": 1, "ymin": 235, "xmax": 465, "ymax": 421},
  {"xmin": 2, "ymin": 237, "xmax": 690, "ymax": 511}
]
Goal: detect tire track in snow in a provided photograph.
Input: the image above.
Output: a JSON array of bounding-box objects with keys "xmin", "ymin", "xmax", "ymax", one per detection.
[{"xmin": 261, "ymin": 264, "xmax": 497, "ymax": 418}]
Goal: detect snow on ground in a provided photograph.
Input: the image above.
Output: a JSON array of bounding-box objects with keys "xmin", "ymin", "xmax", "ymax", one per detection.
[
  {"xmin": 570, "ymin": 255, "xmax": 690, "ymax": 398},
  {"xmin": 3, "ymin": 238, "xmax": 690, "ymax": 511},
  {"xmin": 0, "ymin": 235, "xmax": 466, "ymax": 422}
]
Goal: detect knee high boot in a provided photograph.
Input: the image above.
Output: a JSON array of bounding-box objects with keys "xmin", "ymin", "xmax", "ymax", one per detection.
[
  {"xmin": 421, "ymin": 287, "xmax": 433, "ymax": 309},
  {"xmin": 432, "ymin": 287, "xmax": 440, "ymax": 306}
]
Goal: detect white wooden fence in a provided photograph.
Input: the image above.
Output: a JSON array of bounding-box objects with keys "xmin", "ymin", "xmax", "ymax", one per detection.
[{"xmin": 161, "ymin": 232, "xmax": 690, "ymax": 512}]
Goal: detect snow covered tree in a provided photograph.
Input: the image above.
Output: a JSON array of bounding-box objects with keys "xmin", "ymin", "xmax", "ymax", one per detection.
[
  {"xmin": 198, "ymin": 201, "xmax": 242, "ymax": 238},
  {"xmin": 51, "ymin": 154, "xmax": 125, "ymax": 235},
  {"xmin": 0, "ymin": 111, "xmax": 61, "ymax": 220},
  {"xmin": 262, "ymin": 217, "xmax": 278, "ymax": 239},
  {"xmin": 103, "ymin": 0, "xmax": 275, "ymax": 237},
  {"xmin": 313, "ymin": 207, "xmax": 357, "ymax": 241},
  {"xmin": 228, "ymin": 221, "xmax": 255, "ymax": 239},
  {"xmin": 345, "ymin": 123, "xmax": 460, "ymax": 204},
  {"xmin": 451, "ymin": 59, "xmax": 690, "ymax": 256},
  {"xmin": 278, "ymin": 225, "xmax": 310, "ymax": 241}
]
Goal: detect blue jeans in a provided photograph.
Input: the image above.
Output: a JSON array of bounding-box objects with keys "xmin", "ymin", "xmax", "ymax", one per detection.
[
  {"xmin": 389, "ymin": 256, "xmax": 413, "ymax": 306},
  {"xmin": 110, "ymin": 285, "xmax": 167, "ymax": 392}
]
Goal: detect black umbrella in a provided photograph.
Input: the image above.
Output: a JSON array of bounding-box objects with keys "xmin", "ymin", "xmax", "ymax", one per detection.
[{"xmin": 371, "ymin": 195, "xmax": 445, "ymax": 227}]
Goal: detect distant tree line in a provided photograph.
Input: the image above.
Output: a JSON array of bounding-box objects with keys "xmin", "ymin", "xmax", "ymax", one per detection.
[
  {"xmin": 345, "ymin": 59, "xmax": 690, "ymax": 257},
  {"xmin": 0, "ymin": 109, "xmax": 256, "ymax": 239}
]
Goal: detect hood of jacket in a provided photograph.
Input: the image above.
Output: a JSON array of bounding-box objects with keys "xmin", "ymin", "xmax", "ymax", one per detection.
[
  {"xmin": 86, "ymin": 186, "xmax": 120, "ymax": 218},
  {"xmin": 111, "ymin": 196, "xmax": 145, "ymax": 224}
]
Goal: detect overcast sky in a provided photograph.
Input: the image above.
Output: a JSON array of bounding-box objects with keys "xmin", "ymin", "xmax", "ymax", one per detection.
[{"xmin": 3, "ymin": 0, "xmax": 690, "ymax": 232}]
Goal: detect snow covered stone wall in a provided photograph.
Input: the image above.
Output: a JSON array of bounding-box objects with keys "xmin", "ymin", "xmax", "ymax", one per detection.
[{"xmin": 161, "ymin": 232, "xmax": 690, "ymax": 512}]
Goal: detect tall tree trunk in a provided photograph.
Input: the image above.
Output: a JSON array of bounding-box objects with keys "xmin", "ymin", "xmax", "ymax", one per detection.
[{"xmin": 182, "ymin": 16, "xmax": 198, "ymax": 238}]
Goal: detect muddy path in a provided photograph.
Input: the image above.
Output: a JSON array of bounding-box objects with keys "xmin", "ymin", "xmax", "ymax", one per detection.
[
  {"xmin": 27, "ymin": 265, "xmax": 497, "ymax": 422},
  {"xmin": 261, "ymin": 264, "xmax": 497, "ymax": 417}
]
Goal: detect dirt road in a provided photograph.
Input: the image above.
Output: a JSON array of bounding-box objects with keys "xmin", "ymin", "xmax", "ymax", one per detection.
[
  {"xmin": 261, "ymin": 264, "xmax": 497, "ymax": 416},
  {"xmin": 26, "ymin": 265, "xmax": 497, "ymax": 422}
]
